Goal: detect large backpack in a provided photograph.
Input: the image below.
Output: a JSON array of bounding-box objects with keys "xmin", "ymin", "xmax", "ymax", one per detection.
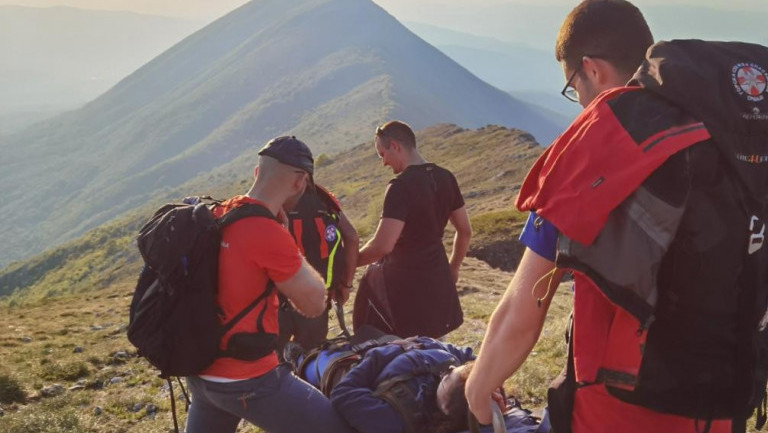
[
  {"xmin": 549, "ymin": 40, "xmax": 768, "ymax": 433},
  {"xmin": 287, "ymin": 184, "xmax": 346, "ymax": 292},
  {"xmin": 624, "ymin": 40, "xmax": 768, "ymax": 431},
  {"xmin": 127, "ymin": 198, "xmax": 279, "ymax": 379}
]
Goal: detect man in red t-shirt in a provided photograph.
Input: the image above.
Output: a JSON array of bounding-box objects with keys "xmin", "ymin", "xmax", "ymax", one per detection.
[
  {"xmin": 465, "ymin": 2, "xmax": 735, "ymax": 433},
  {"xmin": 185, "ymin": 136, "xmax": 354, "ymax": 433}
]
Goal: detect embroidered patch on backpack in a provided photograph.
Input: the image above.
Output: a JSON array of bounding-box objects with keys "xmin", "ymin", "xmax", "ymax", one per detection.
[
  {"xmin": 325, "ymin": 225, "xmax": 338, "ymax": 242},
  {"xmin": 732, "ymin": 63, "xmax": 767, "ymax": 102}
]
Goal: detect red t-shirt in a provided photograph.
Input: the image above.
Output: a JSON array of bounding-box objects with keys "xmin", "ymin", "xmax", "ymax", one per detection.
[{"xmin": 200, "ymin": 196, "xmax": 302, "ymax": 379}]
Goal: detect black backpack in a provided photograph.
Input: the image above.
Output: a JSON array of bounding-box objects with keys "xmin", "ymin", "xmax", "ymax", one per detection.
[
  {"xmin": 550, "ymin": 40, "xmax": 768, "ymax": 433},
  {"xmin": 287, "ymin": 185, "xmax": 346, "ymax": 292},
  {"xmin": 127, "ymin": 198, "xmax": 279, "ymax": 379},
  {"xmin": 629, "ymin": 40, "xmax": 768, "ymax": 431}
]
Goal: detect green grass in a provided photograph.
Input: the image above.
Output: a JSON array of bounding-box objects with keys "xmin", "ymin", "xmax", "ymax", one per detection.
[
  {"xmin": 471, "ymin": 209, "xmax": 528, "ymax": 240},
  {"xmin": 0, "ymin": 373, "xmax": 26, "ymax": 404},
  {"xmin": 1, "ymin": 393, "xmax": 96, "ymax": 433},
  {"xmin": 40, "ymin": 361, "xmax": 91, "ymax": 382},
  {"xmin": 0, "ymin": 257, "xmax": 566, "ymax": 433},
  {"xmin": 0, "ymin": 125, "xmax": 583, "ymax": 431}
]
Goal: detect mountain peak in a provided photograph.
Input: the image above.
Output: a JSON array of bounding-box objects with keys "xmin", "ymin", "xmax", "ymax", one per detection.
[{"xmin": 0, "ymin": 0, "xmax": 562, "ymax": 268}]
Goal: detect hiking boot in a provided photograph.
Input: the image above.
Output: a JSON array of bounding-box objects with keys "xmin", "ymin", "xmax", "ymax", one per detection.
[{"xmin": 283, "ymin": 341, "xmax": 305, "ymax": 371}]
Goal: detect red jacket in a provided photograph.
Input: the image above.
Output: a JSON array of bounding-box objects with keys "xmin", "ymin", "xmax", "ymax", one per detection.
[{"xmin": 516, "ymin": 86, "xmax": 730, "ymax": 433}]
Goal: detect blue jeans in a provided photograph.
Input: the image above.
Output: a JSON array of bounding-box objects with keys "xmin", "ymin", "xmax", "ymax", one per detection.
[{"xmin": 185, "ymin": 364, "xmax": 354, "ymax": 433}]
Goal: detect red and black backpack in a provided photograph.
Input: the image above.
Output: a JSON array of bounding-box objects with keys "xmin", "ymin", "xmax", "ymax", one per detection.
[
  {"xmin": 548, "ymin": 40, "xmax": 768, "ymax": 433},
  {"xmin": 287, "ymin": 185, "xmax": 346, "ymax": 292}
]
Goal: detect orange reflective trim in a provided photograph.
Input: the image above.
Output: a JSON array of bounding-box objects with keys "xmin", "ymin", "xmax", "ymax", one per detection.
[
  {"xmin": 314, "ymin": 217, "xmax": 329, "ymax": 259},
  {"xmin": 293, "ymin": 219, "xmax": 305, "ymax": 255}
]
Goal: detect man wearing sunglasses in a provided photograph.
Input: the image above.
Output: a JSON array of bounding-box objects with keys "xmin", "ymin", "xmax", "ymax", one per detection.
[{"xmin": 468, "ymin": 1, "xmax": 768, "ymax": 433}]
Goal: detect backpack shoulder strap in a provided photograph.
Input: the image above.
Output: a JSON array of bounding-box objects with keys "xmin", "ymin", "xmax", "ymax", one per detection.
[
  {"xmin": 373, "ymin": 377, "xmax": 420, "ymax": 433},
  {"xmin": 215, "ymin": 203, "xmax": 279, "ymax": 334},
  {"xmin": 314, "ymin": 184, "xmax": 342, "ymax": 213},
  {"xmin": 221, "ymin": 281, "xmax": 275, "ymax": 334},
  {"xmin": 217, "ymin": 203, "xmax": 277, "ymax": 228},
  {"xmin": 372, "ymin": 360, "xmax": 454, "ymax": 433}
]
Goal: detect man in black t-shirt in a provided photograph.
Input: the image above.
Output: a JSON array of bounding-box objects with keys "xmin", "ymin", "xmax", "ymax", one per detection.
[{"xmin": 353, "ymin": 120, "xmax": 472, "ymax": 338}]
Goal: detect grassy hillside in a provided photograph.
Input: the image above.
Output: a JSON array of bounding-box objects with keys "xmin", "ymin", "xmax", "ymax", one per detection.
[
  {"xmin": 0, "ymin": 124, "xmax": 541, "ymax": 302},
  {"xmin": 2, "ymin": 123, "xmax": 764, "ymax": 432},
  {"xmin": 0, "ymin": 123, "xmax": 560, "ymax": 431},
  {"xmin": 0, "ymin": 258, "xmax": 571, "ymax": 433}
]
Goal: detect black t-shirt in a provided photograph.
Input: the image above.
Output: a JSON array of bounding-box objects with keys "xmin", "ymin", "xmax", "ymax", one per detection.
[
  {"xmin": 382, "ymin": 163, "xmax": 464, "ymax": 267},
  {"xmin": 376, "ymin": 163, "xmax": 465, "ymax": 337}
]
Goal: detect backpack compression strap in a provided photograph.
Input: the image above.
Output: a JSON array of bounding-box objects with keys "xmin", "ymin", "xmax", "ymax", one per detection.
[
  {"xmin": 215, "ymin": 202, "xmax": 279, "ymax": 341},
  {"xmin": 372, "ymin": 359, "xmax": 456, "ymax": 433}
]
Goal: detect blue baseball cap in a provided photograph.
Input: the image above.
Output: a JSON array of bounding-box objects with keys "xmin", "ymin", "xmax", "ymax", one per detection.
[{"xmin": 258, "ymin": 136, "xmax": 314, "ymax": 176}]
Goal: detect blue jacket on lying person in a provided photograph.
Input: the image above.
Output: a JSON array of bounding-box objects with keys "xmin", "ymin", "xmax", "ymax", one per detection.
[
  {"xmin": 328, "ymin": 336, "xmax": 474, "ymax": 433},
  {"xmin": 290, "ymin": 333, "xmax": 548, "ymax": 433}
]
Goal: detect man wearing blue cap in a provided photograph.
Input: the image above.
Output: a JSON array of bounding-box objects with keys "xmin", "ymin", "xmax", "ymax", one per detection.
[{"xmin": 184, "ymin": 136, "xmax": 354, "ymax": 433}]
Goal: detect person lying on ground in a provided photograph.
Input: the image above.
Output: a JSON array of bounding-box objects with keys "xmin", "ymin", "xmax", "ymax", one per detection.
[{"xmin": 288, "ymin": 334, "xmax": 545, "ymax": 433}]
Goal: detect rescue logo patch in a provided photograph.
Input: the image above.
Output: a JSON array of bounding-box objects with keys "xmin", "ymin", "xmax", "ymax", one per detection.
[
  {"xmin": 732, "ymin": 63, "xmax": 767, "ymax": 102},
  {"xmin": 325, "ymin": 225, "xmax": 338, "ymax": 242}
]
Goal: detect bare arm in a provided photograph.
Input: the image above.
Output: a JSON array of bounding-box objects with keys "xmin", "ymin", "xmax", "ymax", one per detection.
[
  {"xmin": 448, "ymin": 205, "xmax": 472, "ymax": 283},
  {"xmin": 274, "ymin": 257, "xmax": 327, "ymax": 318},
  {"xmin": 356, "ymin": 217, "xmax": 405, "ymax": 267},
  {"xmin": 465, "ymin": 248, "xmax": 564, "ymax": 424},
  {"xmin": 335, "ymin": 211, "xmax": 359, "ymax": 303}
]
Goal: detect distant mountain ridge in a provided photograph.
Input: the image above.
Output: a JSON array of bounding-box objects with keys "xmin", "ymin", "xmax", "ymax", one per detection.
[
  {"xmin": 0, "ymin": 5, "xmax": 204, "ymax": 132},
  {"xmin": 0, "ymin": 0, "xmax": 564, "ymax": 268},
  {"xmin": 0, "ymin": 124, "xmax": 542, "ymax": 300},
  {"xmin": 404, "ymin": 22, "xmax": 581, "ymax": 121},
  {"xmin": 390, "ymin": 3, "xmax": 768, "ymax": 55}
]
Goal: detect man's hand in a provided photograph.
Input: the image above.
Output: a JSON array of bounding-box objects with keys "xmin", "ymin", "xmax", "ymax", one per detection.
[
  {"xmin": 491, "ymin": 388, "xmax": 507, "ymax": 412},
  {"xmin": 466, "ymin": 391, "xmax": 495, "ymax": 425},
  {"xmin": 329, "ymin": 284, "xmax": 351, "ymax": 304},
  {"xmin": 465, "ymin": 248, "xmax": 564, "ymax": 427}
]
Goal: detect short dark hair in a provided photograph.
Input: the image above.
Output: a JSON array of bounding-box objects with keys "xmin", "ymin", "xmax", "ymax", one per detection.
[
  {"xmin": 555, "ymin": 0, "xmax": 653, "ymax": 77},
  {"xmin": 431, "ymin": 361, "xmax": 475, "ymax": 433},
  {"xmin": 376, "ymin": 120, "xmax": 416, "ymax": 149}
]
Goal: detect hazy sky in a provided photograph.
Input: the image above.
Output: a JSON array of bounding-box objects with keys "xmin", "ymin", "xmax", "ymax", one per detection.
[
  {"xmin": 375, "ymin": 0, "xmax": 767, "ymax": 13},
  {"xmin": 1, "ymin": 0, "xmax": 765, "ymax": 20},
  {"xmin": 0, "ymin": 0, "xmax": 250, "ymax": 19}
]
